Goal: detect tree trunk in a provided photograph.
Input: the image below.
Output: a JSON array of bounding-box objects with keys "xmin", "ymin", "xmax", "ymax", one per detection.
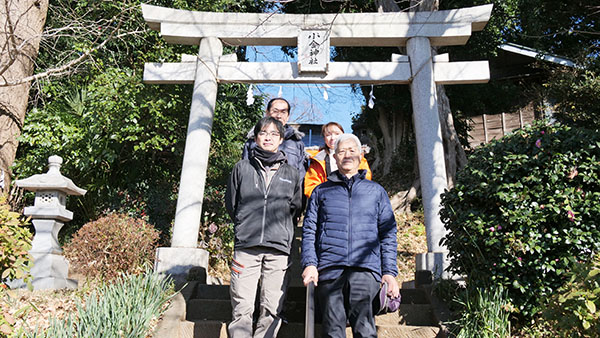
[
  {"xmin": 376, "ymin": 106, "xmax": 394, "ymax": 175},
  {"xmin": 0, "ymin": 0, "xmax": 49, "ymax": 194},
  {"xmin": 375, "ymin": 0, "xmax": 467, "ymax": 211},
  {"xmin": 363, "ymin": 128, "xmax": 382, "ymax": 172},
  {"xmin": 437, "ymin": 84, "xmax": 467, "ymax": 188}
]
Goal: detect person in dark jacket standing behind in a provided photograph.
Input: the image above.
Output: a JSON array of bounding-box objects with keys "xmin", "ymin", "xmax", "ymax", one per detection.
[
  {"xmin": 226, "ymin": 116, "xmax": 303, "ymax": 338},
  {"xmin": 242, "ymin": 98, "xmax": 307, "ymax": 179},
  {"xmin": 301, "ymin": 133, "xmax": 399, "ymax": 338}
]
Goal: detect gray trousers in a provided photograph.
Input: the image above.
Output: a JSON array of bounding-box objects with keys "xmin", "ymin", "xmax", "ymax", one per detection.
[
  {"xmin": 228, "ymin": 247, "xmax": 290, "ymax": 338},
  {"xmin": 317, "ymin": 269, "xmax": 380, "ymax": 338}
]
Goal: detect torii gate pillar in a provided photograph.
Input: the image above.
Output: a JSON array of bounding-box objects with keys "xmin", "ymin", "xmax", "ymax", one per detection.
[
  {"xmin": 407, "ymin": 37, "xmax": 450, "ymax": 281},
  {"xmin": 154, "ymin": 37, "xmax": 222, "ymax": 282}
]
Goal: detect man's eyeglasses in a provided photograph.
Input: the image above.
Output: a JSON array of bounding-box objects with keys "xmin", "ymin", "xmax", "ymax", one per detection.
[
  {"xmin": 269, "ymin": 108, "xmax": 289, "ymax": 115},
  {"xmin": 258, "ymin": 131, "xmax": 281, "ymax": 138},
  {"xmin": 336, "ymin": 148, "xmax": 358, "ymax": 156}
]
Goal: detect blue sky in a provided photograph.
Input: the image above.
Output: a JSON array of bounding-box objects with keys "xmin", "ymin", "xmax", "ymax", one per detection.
[{"xmin": 246, "ymin": 46, "xmax": 365, "ymax": 133}]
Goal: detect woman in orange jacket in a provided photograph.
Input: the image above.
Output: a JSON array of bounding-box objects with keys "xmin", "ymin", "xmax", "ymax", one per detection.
[{"xmin": 304, "ymin": 122, "xmax": 372, "ymax": 198}]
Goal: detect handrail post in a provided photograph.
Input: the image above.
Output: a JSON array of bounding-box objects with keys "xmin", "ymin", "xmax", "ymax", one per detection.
[{"xmin": 305, "ymin": 281, "xmax": 315, "ymax": 338}]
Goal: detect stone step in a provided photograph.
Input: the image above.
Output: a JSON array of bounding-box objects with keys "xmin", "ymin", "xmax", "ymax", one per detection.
[
  {"xmin": 377, "ymin": 304, "xmax": 436, "ymax": 326},
  {"xmin": 187, "ymin": 298, "xmax": 436, "ymax": 326},
  {"xmin": 188, "ymin": 284, "xmax": 231, "ymax": 300},
  {"xmin": 187, "ymin": 299, "xmax": 306, "ymax": 322},
  {"xmin": 187, "ymin": 299, "xmax": 231, "ymax": 321},
  {"xmin": 189, "ymin": 285, "xmax": 431, "ymax": 305},
  {"xmin": 186, "ymin": 320, "xmax": 441, "ymax": 338}
]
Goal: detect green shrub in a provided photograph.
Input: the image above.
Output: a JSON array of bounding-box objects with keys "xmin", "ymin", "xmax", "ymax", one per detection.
[
  {"xmin": 63, "ymin": 213, "xmax": 159, "ymax": 281},
  {"xmin": 0, "ymin": 194, "xmax": 32, "ymax": 337},
  {"xmin": 440, "ymin": 121, "xmax": 600, "ymax": 318},
  {"xmin": 21, "ymin": 271, "xmax": 174, "ymax": 338},
  {"xmin": 0, "ymin": 195, "xmax": 32, "ymax": 286},
  {"xmin": 544, "ymin": 254, "xmax": 600, "ymax": 336},
  {"xmin": 0, "ymin": 194, "xmax": 33, "ymax": 337}
]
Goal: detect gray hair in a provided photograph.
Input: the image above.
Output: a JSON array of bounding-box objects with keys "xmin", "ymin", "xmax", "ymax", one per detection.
[{"xmin": 334, "ymin": 133, "xmax": 362, "ymax": 153}]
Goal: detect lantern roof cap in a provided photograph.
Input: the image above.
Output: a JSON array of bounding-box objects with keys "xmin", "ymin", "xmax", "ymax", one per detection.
[{"xmin": 16, "ymin": 155, "xmax": 87, "ymax": 196}]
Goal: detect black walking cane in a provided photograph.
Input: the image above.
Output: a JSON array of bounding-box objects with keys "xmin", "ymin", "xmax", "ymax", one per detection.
[{"xmin": 305, "ymin": 281, "xmax": 315, "ymax": 338}]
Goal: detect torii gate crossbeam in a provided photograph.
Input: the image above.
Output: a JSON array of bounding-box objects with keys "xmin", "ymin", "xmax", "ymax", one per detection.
[{"xmin": 144, "ymin": 60, "xmax": 490, "ymax": 85}]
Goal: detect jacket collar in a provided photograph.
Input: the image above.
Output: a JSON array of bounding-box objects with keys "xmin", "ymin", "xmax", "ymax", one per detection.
[
  {"xmin": 313, "ymin": 149, "xmax": 328, "ymax": 161},
  {"xmin": 328, "ymin": 169, "xmax": 367, "ymax": 183}
]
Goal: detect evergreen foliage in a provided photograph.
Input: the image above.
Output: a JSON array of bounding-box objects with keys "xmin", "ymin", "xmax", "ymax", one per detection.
[
  {"xmin": 0, "ymin": 195, "xmax": 32, "ymax": 337},
  {"xmin": 0, "ymin": 195, "xmax": 32, "ymax": 286},
  {"xmin": 440, "ymin": 121, "xmax": 600, "ymax": 318},
  {"xmin": 444, "ymin": 0, "xmax": 600, "ymax": 128},
  {"xmin": 544, "ymin": 254, "xmax": 600, "ymax": 336}
]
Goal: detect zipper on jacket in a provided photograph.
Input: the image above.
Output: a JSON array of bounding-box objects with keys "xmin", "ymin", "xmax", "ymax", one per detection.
[
  {"xmin": 261, "ymin": 192, "xmax": 267, "ymax": 243},
  {"xmin": 258, "ymin": 164, "xmax": 282, "ymax": 244},
  {"xmin": 348, "ymin": 181, "xmax": 353, "ymax": 266}
]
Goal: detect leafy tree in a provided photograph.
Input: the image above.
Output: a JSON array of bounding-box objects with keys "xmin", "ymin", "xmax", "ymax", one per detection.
[
  {"xmin": 442, "ymin": 0, "xmax": 600, "ymax": 128},
  {"xmin": 545, "ymin": 58, "xmax": 600, "ymax": 128},
  {"xmin": 13, "ymin": 0, "xmax": 267, "ymax": 244}
]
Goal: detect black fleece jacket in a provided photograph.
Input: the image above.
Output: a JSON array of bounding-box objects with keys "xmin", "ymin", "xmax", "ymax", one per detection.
[{"xmin": 225, "ymin": 157, "xmax": 302, "ymax": 254}]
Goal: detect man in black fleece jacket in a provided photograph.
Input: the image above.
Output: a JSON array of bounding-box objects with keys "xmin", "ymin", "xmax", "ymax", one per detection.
[{"xmin": 226, "ymin": 116, "xmax": 302, "ymax": 338}]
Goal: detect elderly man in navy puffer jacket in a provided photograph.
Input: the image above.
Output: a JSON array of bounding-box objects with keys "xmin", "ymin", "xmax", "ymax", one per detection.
[{"xmin": 301, "ymin": 133, "xmax": 399, "ymax": 338}]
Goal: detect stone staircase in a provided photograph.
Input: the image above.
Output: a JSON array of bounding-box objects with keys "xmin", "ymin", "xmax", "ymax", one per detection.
[
  {"xmin": 153, "ymin": 225, "xmax": 448, "ymax": 337},
  {"xmin": 154, "ymin": 282, "xmax": 446, "ymax": 338}
]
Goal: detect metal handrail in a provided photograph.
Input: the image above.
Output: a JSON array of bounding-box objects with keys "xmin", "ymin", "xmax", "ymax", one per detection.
[{"xmin": 305, "ymin": 281, "xmax": 315, "ymax": 338}]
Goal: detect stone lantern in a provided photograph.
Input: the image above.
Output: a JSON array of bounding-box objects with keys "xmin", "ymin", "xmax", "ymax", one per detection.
[{"xmin": 15, "ymin": 155, "xmax": 86, "ymax": 289}]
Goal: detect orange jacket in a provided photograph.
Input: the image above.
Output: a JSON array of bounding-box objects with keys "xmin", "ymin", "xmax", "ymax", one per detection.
[{"xmin": 304, "ymin": 149, "xmax": 372, "ymax": 198}]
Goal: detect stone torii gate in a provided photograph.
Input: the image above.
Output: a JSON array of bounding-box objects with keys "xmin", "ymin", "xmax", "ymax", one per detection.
[{"xmin": 142, "ymin": 3, "xmax": 493, "ymax": 281}]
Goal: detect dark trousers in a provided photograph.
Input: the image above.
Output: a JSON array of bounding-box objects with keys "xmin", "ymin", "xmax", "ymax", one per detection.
[{"xmin": 316, "ymin": 269, "xmax": 380, "ymax": 338}]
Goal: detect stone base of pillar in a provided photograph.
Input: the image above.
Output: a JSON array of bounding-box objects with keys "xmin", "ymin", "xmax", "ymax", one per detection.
[
  {"xmin": 415, "ymin": 252, "xmax": 451, "ymax": 287},
  {"xmin": 154, "ymin": 247, "xmax": 209, "ymax": 285}
]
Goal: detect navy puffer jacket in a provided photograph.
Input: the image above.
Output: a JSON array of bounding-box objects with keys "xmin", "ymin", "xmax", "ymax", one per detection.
[{"xmin": 301, "ymin": 170, "xmax": 398, "ymax": 279}]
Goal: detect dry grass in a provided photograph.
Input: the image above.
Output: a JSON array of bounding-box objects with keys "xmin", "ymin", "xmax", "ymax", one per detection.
[
  {"xmin": 395, "ymin": 212, "xmax": 428, "ymax": 284},
  {"xmin": 1, "ymin": 288, "xmax": 81, "ymax": 335},
  {"xmin": 0, "ymin": 277, "xmax": 168, "ymax": 337},
  {"xmin": 208, "ymin": 259, "xmax": 231, "ymax": 284}
]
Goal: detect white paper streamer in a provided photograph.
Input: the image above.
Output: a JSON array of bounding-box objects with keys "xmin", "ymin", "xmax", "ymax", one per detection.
[
  {"xmin": 368, "ymin": 85, "xmax": 376, "ymax": 109},
  {"xmin": 277, "ymin": 86, "xmax": 283, "ymax": 98},
  {"xmin": 322, "ymin": 84, "xmax": 330, "ymax": 101},
  {"xmin": 246, "ymin": 84, "xmax": 255, "ymax": 106}
]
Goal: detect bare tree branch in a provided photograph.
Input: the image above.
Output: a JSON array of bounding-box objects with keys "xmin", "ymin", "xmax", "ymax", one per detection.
[{"xmin": 0, "ymin": 1, "xmax": 143, "ymax": 86}]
